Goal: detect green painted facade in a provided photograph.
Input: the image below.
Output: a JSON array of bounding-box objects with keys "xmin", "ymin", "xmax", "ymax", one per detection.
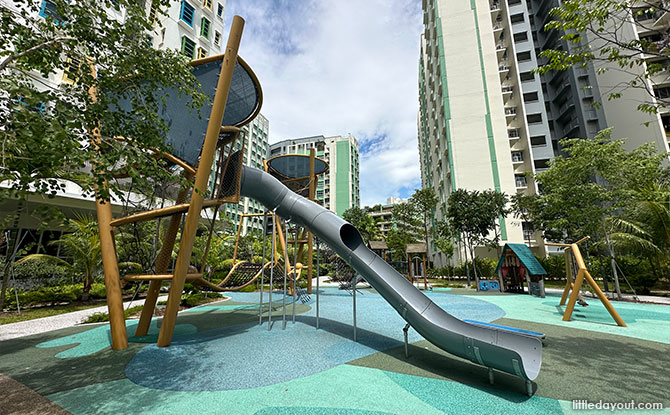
[{"xmin": 335, "ymin": 140, "xmax": 351, "ymax": 216}]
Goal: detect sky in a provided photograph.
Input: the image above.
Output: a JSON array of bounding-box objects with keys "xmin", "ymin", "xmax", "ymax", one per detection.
[{"xmin": 223, "ymin": 0, "xmax": 425, "ymax": 207}]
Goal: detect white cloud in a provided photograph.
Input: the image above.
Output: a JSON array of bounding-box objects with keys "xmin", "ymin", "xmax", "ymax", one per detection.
[{"xmin": 224, "ymin": 0, "xmax": 424, "ymax": 206}]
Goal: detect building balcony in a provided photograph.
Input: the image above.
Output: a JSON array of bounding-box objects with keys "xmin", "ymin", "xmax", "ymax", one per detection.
[
  {"xmin": 498, "ymin": 64, "xmax": 510, "ymax": 75},
  {"xmin": 504, "ymin": 106, "xmax": 517, "ymax": 119},
  {"xmin": 511, "ymin": 151, "xmax": 524, "ymax": 163},
  {"xmin": 515, "ymin": 175, "xmax": 528, "ymax": 188},
  {"xmin": 508, "ymin": 128, "xmax": 520, "ymax": 139}
]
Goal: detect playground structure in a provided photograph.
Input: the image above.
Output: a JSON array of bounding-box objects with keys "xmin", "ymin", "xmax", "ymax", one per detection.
[
  {"xmin": 92, "ymin": 15, "xmax": 544, "ymax": 393},
  {"xmin": 264, "ymin": 152, "xmax": 329, "ymax": 295},
  {"xmin": 546, "ymin": 238, "xmax": 626, "ymax": 327},
  {"xmin": 406, "ymin": 243, "xmax": 429, "ymax": 290},
  {"xmin": 494, "ymin": 243, "xmax": 547, "ymax": 297}
]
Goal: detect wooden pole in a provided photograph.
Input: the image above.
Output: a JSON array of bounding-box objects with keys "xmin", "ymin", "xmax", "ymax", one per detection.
[
  {"xmin": 560, "ymin": 248, "xmax": 572, "ymax": 306},
  {"xmin": 135, "ymin": 173, "xmax": 192, "ymax": 337},
  {"xmin": 562, "ymin": 269, "xmax": 585, "ymax": 322},
  {"xmin": 88, "ymin": 63, "xmax": 127, "ymax": 350},
  {"xmin": 157, "ymin": 16, "xmax": 245, "ymax": 347},
  {"xmin": 583, "ymin": 271, "xmax": 626, "ymax": 326},
  {"xmin": 307, "ymin": 149, "xmax": 315, "ymax": 294}
]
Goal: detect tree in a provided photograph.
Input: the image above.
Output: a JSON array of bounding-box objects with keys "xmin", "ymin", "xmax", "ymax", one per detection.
[
  {"xmin": 385, "ymin": 228, "xmax": 415, "ymax": 262},
  {"xmin": 0, "ymin": 0, "xmax": 206, "ymax": 204},
  {"xmin": 15, "ymin": 214, "xmax": 101, "ymax": 301},
  {"xmin": 342, "ymin": 206, "xmax": 379, "ymax": 243},
  {"xmin": 410, "ymin": 188, "xmax": 438, "ymax": 260},
  {"xmin": 446, "ymin": 189, "xmax": 509, "ymax": 287},
  {"xmin": 521, "ymin": 129, "xmax": 667, "ymax": 297},
  {"xmin": 537, "ymin": 0, "xmax": 670, "ymax": 113},
  {"xmin": 433, "ymin": 219, "xmax": 455, "ymax": 272},
  {"xmin": 391, "ymin": 200, "xmax": 422, "ymax": 239}
]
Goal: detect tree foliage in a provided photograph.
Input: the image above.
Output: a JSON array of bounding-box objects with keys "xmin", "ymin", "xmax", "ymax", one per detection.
[
  {"xmin": 411, "ymin": 187, "xmax": 438, "ymax": 255},
  {"xmin": 537, "ymin": 0, "xmax": 670, "ymax": 113},
  {"xmin": 520, "ymin": 128, "xmax": 666, "ymax": 243},
  {"xmin": 342, "ymin": 206, "xmax": 379, "ymax": 243},
  {"xmin": 0, "ymin": 0, "xmax": 206, "ymax": 203},
  {"xmin": 446, "ymin": 188, "xmax": 509, "ymax": 283}
]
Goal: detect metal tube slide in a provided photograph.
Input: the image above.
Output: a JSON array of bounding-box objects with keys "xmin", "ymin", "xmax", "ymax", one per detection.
[{"xmin": 240, "ymin": 166, "xmax": 542, "ymax": 381}]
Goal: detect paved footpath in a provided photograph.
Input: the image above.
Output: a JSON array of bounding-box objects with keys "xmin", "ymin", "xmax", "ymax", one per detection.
[{"xmin": 0, "ymin": 295, "xmax": 169, "ymax": 342}]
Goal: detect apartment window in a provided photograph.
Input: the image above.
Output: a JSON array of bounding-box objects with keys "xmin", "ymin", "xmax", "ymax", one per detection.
[
  {"xmin": 181, "ymin": 36, "xmax": 196, "ymax": 59},
  {"xmin": 513, "ymin": 31, "xmax": 528, "ymax": 42},
  {"xmin": 511, "ymin": 151, "xmax": 524, "ymax": 162},
  {"xmin": 519, "ymin": 71, "xmax": 535, "ymax": 82},
  {"xmin": 197, "ymin": 47, "xmax": 207, "ymax": 59},
  {"xmin": 530, "ymin": 135, "xmax": 546, "ymax": 146},
  {"xmin": 217, "ymin": 2, "xmax": 224, "ymax": 18},
  {"xmin": 179, "ymin": 0, "xmax": 195, "ymax": 27},
  {"xmin": 203, "ymin": 0, "xmax": 212, "ymax": 10},
  {"xmin": 508, "ymin": 0, "xmax": 522, "ymax": 4},
  {"xmin": 510, "ymin": 13, "xmax": 525, "ymax": 24},
  {"xmin": 523, "ymin": 91, "xmax": 539, "ymax": 101},
  {"xmin": 39, "ymin": 0, "xmax": 57, "ymax": 18},
  {"xmin": 654, "ymin": 86, "xmax": 670, "ymax": 99},
  {"xmin": 527, "ymin": 113, "xmax": 542, "ymax": 124},
  {"xmin": 515, "ymin": 174, "xmax": 528, "ymax": 188},
  {"xmin": 534, "ymin": 159, "xmax": 550, "ymax": 169},
  {"xmin": 516, "ymin": 51, "xmax": 532, "ymax": 61},
  {"xmin": 61, "ymin": 57, "xmax": 80, "ymax": 84},
  {"xmin": 201, "ymin": 17, "xmax": 210, "ymax": 39}
]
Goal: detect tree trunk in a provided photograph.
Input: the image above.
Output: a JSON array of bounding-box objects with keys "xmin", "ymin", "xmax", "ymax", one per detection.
[
  {"xmin": 0, "ymin": 229, "xmax": 22, "ymax": 310},
  {"xmin": 82, "ymin": 271, "xmax": 92, "ymax": 302},
  {"xmin": 602, "ymin": 221, "xmax": 622, "ymax": 299},
  {"xmin": 469, "ymin": 242, "xmax": 479, "ymax": 290},
  {"xmin": 462, "ymin": 236, "xmax": 471, "ymax": 287}
]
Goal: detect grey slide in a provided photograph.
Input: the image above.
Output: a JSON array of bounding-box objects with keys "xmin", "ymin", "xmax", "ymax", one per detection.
[{"xmin": 240, "ymin": 166, "xmax": 542, "ymax": 382}]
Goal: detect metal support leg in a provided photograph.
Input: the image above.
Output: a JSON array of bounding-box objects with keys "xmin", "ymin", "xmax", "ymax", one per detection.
[
  {"xmin": 315, "ymin": 238, "xmax": 320, "ymax": 330},
  {"xmin": 269, "ymin": 211, "xmax": 276, "ymax": 331},
  {"xmin": 488, "ymin": 368, "xmax": 494, "ymax": 385},
  {"xmin": 526, "ymin": 380, "xmax": 533, "ymax": 396},
  {"xmin": 282, "ymin": 219, "xmax": 289, "ymax": 330},
  {"xmin": 259, "ymin": 211, "xmax": 267, "ymax": 325},
  {"xmin": 403, "ymin": 323, "xmax": 410, "ymax": 358},
  {"xmin": 292, "ymin": 224, "xmax": 297, "ymax": 323},
  {"xmin": 353, "ymin": 278, "xmax": 357, "ymax": 342}
]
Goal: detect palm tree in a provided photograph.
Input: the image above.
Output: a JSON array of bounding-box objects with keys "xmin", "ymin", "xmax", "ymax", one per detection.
[{"xmin": 17, "ymin": 213, "xmax": 101, "ymax": 301}]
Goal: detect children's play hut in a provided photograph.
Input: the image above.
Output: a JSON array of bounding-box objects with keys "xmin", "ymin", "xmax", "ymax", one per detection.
[{"xmin": 495, "ymin": 243, "xmax": 547, "ymax": 297}]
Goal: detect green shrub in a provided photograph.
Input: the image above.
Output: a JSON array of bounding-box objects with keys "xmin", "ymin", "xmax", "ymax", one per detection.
[
  {"xmin": 11, "ymin": 258, "xmax": 71, "ymax": 289},
  {"xmin": 89, "ymin": 283, "xmax": 107, "ymax": 299},
  {"xmin": 4, "ymin": 284, "xmax": 85, "ymax": 310},
  {"xmin": 181, "ymin": 292, "xmax": 208, "ymax": 307},
  {"xmin": 82, "ymin": 305, "xmax": 145, "ymax": 323},
  {"xmin": 537, "ymin": 254, "xmax": 566, "ymax": 280},
  {"xmin": 238, "ymin": 284, "xmax": 256, "ymax": 293}
]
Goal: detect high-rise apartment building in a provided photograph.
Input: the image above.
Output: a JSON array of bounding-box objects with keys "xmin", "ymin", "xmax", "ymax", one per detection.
[
  {"xmin": 149, "ymin": 0, "xmax": 226, "ymax": 59},
  {"xmin": 269, "ymin": 135, "xmax": 360, "ymax": 216},
  {"xmin": 223, "ymin": 114, "xmax": 270, "ymax": 235},
  {"xmin": 419, "ymin": 0, "xmax": 537, "ymax": 267},
  {"xmin": 419, "ymin": 0, "xmax": 670, "ymax": 266}
]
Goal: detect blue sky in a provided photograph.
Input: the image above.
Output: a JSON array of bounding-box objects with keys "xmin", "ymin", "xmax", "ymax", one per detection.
[{"xmin": 223, "ymin": 1, "xmax": 424, "ymax": 205}]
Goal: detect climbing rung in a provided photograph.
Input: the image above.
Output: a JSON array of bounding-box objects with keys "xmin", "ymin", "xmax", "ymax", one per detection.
[
  {"xmin": 110, "ymin": 199, "xmax": 223, "ymax": 227},
  {"xmin": 123, "ymin": 273, "xmax": 203, "ymax": 281}
]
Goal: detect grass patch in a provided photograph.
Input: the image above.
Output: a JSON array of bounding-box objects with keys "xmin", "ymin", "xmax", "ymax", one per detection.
[
  {"xmin": 0, "ymin": 302, "xmax": 104, "ymax": 325},
  {"xmin": 83, "ymin": 305, "xmax": 146, "ymax": 323}
]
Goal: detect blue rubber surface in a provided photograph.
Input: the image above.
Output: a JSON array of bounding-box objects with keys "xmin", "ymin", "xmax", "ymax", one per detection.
[{"xmin": 125, "ymin": 288, "xmax": 506, "ymax": 391}]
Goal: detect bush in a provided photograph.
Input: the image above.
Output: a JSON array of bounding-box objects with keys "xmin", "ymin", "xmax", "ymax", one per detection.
[
  {"xmin": 89, "ymin": 282, "xmax": 107, "ymax": 299},
  {"xmin": 180, "ymin": 292, "xmax": 208, "ymax": 307},
  {"xmin": 10, "ymin": 258, "xmax": 72, "ymax": 290},
  {"xmin": 537, "ymin": 254, "xmax": 566, "ymax": 281},
  {"xmin": 615, "ymin": 255, "xmax": 657, "ymax": 294},
  {"xmin": 4, "ymin": 284, "xmax": 83, "ymax": 310}
]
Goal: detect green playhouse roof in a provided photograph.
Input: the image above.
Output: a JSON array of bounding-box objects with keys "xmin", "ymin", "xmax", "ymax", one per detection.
[{"xmin": 495, "ymin": 243, "xmax": 547, "ymax": 276}]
